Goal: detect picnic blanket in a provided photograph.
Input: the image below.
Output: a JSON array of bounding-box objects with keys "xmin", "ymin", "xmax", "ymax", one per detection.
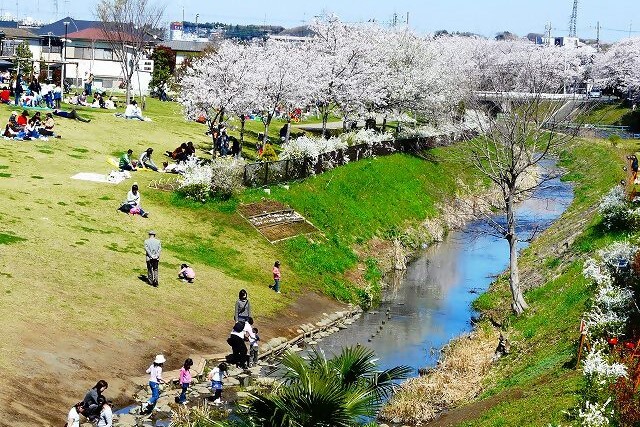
[{"xmin": 71, "ymin": 171, "xmax": 129, "ymax": 184}]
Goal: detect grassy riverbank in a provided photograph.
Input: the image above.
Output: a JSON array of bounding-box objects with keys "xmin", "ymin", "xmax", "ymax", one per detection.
[{"xmin": 383, "ymin": 137, "xmax": 630, "ymax": 426}]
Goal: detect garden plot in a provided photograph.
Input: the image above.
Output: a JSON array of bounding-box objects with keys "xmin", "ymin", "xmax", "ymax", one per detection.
[{"xmin": 239, "ymin": 201, "xmax": 319, "ymax": 243}]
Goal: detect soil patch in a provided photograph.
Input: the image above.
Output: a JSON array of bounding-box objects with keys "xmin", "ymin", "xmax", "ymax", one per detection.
[
  {"xmin": 0, "ymin": 291, "xmax": 346, "ymax": 427},
  {"xmin": 239, "ymin": 201, "xmax": 319, "ymax": 243}
]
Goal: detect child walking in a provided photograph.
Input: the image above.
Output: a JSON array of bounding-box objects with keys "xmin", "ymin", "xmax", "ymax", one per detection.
[
  {"xmin": 269, "ymin": 261, "xmax": 281, "ymax": 293},
  {"xmin": 249, "ymin": 327, "xmax": 260, "ymax": 367},
  {"xmin": 142, "ymin": 354, "xmax": 165, "ymax": 414},
  {"xmin": 176, "ymin": 358, "xmax": 193, "ymax": 405},
  {"xmin": 208, "ymin": 362, "xmax": 228, "ymax": 404}
]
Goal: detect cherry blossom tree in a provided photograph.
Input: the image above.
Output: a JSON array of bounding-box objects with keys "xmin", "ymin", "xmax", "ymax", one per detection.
[
  {"xmin": 308, "ymin": 15, "xmax": 387, "ymax": 136},
  {"xmin": 593, "ymin": 37, "xmax": 640, "ymax": 96},
  {"xmin": 179, "ymin": 40, "xmax": 253, "ymax": 158},
  {"xmin": 244, "ymin": 40, "xmax": 311, "ymax": 145}
]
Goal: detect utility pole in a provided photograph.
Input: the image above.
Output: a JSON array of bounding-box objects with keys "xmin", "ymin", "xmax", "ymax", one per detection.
[
  {"xmin": 629, "ymin": 21, "xmax": 633, "ymax": 39},
  {"xmin": 545, "ymin": 21, "xmax": 552, "ymax": 46},
  {"xmin": 392, "ymin": 12, "xmax": 397, "ymax": 27},
  {"xmin": 406, "ymin": 11, "xmax": 409, "ymax": 26},
  {"xmin": 596, "ymin": 21, "xmax": 600, "ymax": 51}
]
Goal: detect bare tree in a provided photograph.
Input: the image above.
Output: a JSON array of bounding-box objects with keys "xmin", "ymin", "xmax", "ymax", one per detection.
[
  {"xmin": 464, "ymin": 47, "xmax": 590, "ymax": 314},
  {"xmin": 97, "ymin": 0, "xmax": 165, "ymax": 104}
]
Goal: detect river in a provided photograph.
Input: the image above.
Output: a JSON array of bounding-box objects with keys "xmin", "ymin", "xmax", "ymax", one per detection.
[{"xmin": 312, "ymin": 171, "xmax": 574, "ymax": 372}]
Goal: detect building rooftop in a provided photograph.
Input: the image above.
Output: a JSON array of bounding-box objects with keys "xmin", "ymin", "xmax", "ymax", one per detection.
[
  {"xmin": 0, "ymin": 27, "xmax": 40, "ymax": 39},
  {"xmin": 37, "ymin": 17, "xmax": 101, "ymax": 37},
  {"xmin": 159, "ymin": 40, "xmax": 210, "ymax": 52}
]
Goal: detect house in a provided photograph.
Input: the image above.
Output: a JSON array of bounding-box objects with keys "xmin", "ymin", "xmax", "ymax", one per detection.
[
  {"xmin": 35, "ymin": 17, "xmax": 154, "ymax": 92},
  {"xmin": 157, "ymin": 40, "xmax": 209, "ymax": 66}
]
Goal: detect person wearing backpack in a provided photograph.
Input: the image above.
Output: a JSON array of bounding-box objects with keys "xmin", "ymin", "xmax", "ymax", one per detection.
[{"xmin": 234, "ymin": 289, "xmax": 251, "ymax": 322}]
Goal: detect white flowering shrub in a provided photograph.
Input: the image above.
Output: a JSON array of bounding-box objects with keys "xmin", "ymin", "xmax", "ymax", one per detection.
[
  {"xmin": 585, "ymin": 305, "xmax": 629, "ymax": 337},
  {"xmin": 598, "ymin": 242, "xmax": 637, "ymax": 273},
  {"xmin": 583, "ymin": 258, "xmax": 613, "ymax": 287},
  {"xmin": 178, "ymin": 156, "xmax": 213, "ymax": 202},
  {"xmin": 578, "ymin": 399, "xmax": 612, "ymax": 427},
  {"xmin": 593, "ymin": 281, "xmax": 634, "ymax": 313},
  {"xmin": 178, "ymin": 156, "xmax": 246, "ymax": 201},
  {"xmin": 210, "ymin": 157, "xmax": 246, "ymax": 198},
  {"xmin": 280, "ymin": 135, "xmax": 347, "ymax": 160},
  {"xmin": 341, "ymin": 128, "xmax": 395, "ymax": 146},
  {"xmin": 583, "ymin": 350, "xmax": 628, "ymax": 386},
  {"xmin": 598, "ymin": 186, "xmax": 629, "ymax": 230}
]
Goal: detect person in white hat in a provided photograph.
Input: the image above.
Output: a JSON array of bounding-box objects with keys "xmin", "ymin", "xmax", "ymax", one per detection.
[{"xmin": 141, "ymin": 354, "xmax": 166, "ymax": 413}]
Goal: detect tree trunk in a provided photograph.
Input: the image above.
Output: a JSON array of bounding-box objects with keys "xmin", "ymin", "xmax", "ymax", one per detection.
[
  {"xmin": 321, "ymin": 109, "xmax": 329, "ymax": 138},
  {"xmin": 240, "ymin": 114, "xmax": 245, "ymax": 157},
  {"xmin": 506, "ymin": 190, "xmax": 528, "ymax": 315},
  {"xmin": 285, "ymin": 117, "xmax": 292, "ymax": 144},
  {"xmin": 382, "ymin": 115, "xmax": 387, "ymax": 133},
  {"xmin": 263, "ymin": 113, "xmax": 272, "ymax": 147}
]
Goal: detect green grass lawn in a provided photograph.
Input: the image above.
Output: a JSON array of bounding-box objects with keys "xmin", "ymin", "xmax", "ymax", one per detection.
[
  {"xmin": 459, "ymin": 138, "xmax": 628, "ymax": 426},
  {"xmin": 0, "ymin": 99, "xmax": 491, "ymax": 374},
  {"xmin": 578, "ymin": 101, "xmax": 640, "ymax": 131}
]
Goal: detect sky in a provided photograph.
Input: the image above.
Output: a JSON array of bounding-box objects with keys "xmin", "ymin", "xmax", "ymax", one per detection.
[{"xmin": 5, "ymin": 0, "xmax": 640, "ymax": 42}]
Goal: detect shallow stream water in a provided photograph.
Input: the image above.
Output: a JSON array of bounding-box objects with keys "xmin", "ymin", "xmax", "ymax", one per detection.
[{"xmin": 312, "ymin": 170, "xmax": 574, "ymax": 372}]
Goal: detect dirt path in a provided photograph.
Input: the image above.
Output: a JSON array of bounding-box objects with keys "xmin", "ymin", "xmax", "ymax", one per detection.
[
  {"xmin": 422, "ymin": 389, "xmax": 525, "ymax": 427},
  {"xmin": 2, "ymin": 291, "xmax": 346, "ymax": 427}
]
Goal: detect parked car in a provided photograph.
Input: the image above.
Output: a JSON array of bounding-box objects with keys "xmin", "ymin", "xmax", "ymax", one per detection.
[{"xmin": 588, "ymin": 89, "xmax": 602, "ymax": 98}]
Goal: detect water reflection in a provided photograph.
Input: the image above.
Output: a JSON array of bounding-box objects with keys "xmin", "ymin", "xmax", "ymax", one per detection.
[{"xmin": 313, "ymin": 173, "xmax": 574, "ymax": 372}]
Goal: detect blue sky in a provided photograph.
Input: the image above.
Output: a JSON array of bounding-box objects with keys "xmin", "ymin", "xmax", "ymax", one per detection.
[{"xmin": 12, "ymin": 0, "xmax": 640, "ymax": 42}]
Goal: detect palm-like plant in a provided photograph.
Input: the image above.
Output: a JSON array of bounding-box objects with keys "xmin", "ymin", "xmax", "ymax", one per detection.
[{"xmin": 238, "ymin": 346, "xmax": 413, "ymax": 427}]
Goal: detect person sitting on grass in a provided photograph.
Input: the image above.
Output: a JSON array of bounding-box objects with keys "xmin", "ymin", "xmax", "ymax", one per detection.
[
  {"xmin": 24, "ymin": 117, "xmax": 40, "ymax": 139},
  {"xmin": 39, "ymin": 113, "xmax": 60, "ymax": 138},
  {"xmin": 178, "ymin": 264, "xmax": 195, "ymax": 283},
  {"xmin": 124, "ymin": 100, "xmax": 145, "ymax": 121},
  {"xmin": 53, "ymin": 108, "xmax": 91, "ymax": 123},
  {"xmin": 17, "ymin": 110, "xmax": 28, "ymax": 127},
  {"xmin": 118, "ymin": 183, "xmax": 148, "ymax": 217},
  {"xmin": 166, "ymin": 143, "xmax": 188, "ymax": 162},
  {"xmin": 119, "ymin": 149, "xmax": 136, "ymax": 171},
  {"xmin": 139, "ymin": 148, "xmax": 158, "ymax": 171}
]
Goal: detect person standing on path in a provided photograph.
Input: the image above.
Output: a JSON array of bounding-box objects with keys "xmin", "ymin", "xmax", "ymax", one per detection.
[
  {"xmin": 144, "ymin": 231, "xmax": 161, "ymax": 287},
  {"xmin": 269, "ymin": 261, "xmax": 281, "ymax": 293},
  {"xmin": 234, "ymin": 289, "xmax": 251, "ymax": 322},
  {"xmin": 176, "ymin": 358, "xmax": 193, "ymax": 405},
  {"xmin": 207, "ymin": 362, "xmax": 229, "ymax": 404},
  {"xmin": 142, "ymin": 354, "xmax": 166, "ymax": 413}
]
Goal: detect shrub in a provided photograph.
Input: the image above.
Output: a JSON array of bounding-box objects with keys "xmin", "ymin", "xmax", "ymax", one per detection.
[
  {"xmin": 607, "ymin": 134, "xmax": 621, "ymax": 148},
  {"xmin": 578, "ymin": 399, "xmax": 613, "ymax": 427},
  {"xmin": 178, "ymin": 156, "xmax": 213, "ymax": 202},
  {"xmin": 280, "ymin": 135, "xmax": 347, "ymax": 160},
  {"xmin": 261, "ymin": 144, "xmax": 278, "ymax": 161},
  {"xmin": 598, "ymin": 186, "xmax": 629, "ymax": 230},
  {"xmin": 583, "ymin": 350, "xmax": 628, "ymax": 387},
  {"xmin": 210, "ymin": 157, "xmax": 246, "ymax": 199},
  {"xmin": 178, "ymin": 156, "xmax": 246, "ymax": 201}
]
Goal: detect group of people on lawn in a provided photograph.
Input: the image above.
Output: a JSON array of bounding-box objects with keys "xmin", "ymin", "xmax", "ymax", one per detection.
[{"xmin": 3, "ymin": 110, "xmax": 58, "ymax": 140}]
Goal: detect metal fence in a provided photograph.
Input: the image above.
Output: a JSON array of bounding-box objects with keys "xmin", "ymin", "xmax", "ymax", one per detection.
[
  {"xmin": 243, "ymin": 132, "xmax": 475, "ymax": 187},
  {"xmin": 544, "ymin": 122, "xmax": 640, "ymax": 140}
]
